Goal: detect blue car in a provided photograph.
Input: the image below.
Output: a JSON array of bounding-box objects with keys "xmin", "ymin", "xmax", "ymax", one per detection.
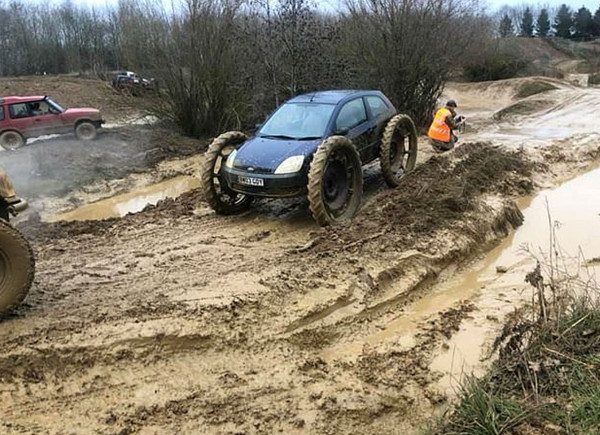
[{"xmin": 200, "ymin": 90, "xmax": 417, "ymax": 226}]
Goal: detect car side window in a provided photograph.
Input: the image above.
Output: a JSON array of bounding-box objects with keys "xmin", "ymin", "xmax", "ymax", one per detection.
[
  {"xmin": 336, "ymin": 98, "xmax": 367, "ymax": 132},
  {"xmin": 366, "ymin": 96, "xmax": 390, "ymax": 120},
  {"xmin": 0, "ymin": 106, "xmax": 4, "ymax": 121},
  {"xmin": 9, "ymin": 103, "xmax": 31, "ymax": 119},
  {"xmin": 26, "ymin": 101, "xmax": 51, "ymax": 116}
]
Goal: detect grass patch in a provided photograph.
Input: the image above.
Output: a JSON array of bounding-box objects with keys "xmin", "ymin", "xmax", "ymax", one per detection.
[
  {"xmin": 435, "ymin": 283, "xmax": 600, "ymax": 434},
  {"xmin": 516, "ymin": 81, "xmax": 557, "ymax": 99}
]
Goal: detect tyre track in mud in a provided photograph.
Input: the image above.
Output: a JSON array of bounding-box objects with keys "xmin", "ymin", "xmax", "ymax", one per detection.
[
  {"xmin": 2, "ymin": 81, "xmax": 600, "ymax": 434},
  {"xmin": 2, "ymin": 144, "xmax": 541, "ymax": 435}
]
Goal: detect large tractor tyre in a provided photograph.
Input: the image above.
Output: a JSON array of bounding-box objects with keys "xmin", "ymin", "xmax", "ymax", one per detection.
[
  {"xmin": 0, "ymin": 131, "xmax": 25, "ymax": 151},
  {"xmin": 380, "ymin": 114, "xmax": 418, "ymax": 188},
  {"xmin": 200, "ymin": 131, "xmax": 253, "ymax": 215},
  {"xmin": 75, "ymin": 121, "xmax": 98, "ymax": 141},
  {"xmin": 307, "ymin": 136, "xmax": 363, "ymax": 226},
  {"xmin": 0, "ymin": 219, "xmax": 35, "ymax": 317}
]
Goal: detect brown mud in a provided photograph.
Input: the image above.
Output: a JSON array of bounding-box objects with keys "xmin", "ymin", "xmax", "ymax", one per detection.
[{"xmin": 1, "ymin": 77, "xmax": 600, "ymax": 434}]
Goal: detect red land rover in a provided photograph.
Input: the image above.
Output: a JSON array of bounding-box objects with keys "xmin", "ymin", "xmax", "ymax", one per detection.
[{"xmin": 0, "ymin": 96, "xmax": 105, "ymax": 150}]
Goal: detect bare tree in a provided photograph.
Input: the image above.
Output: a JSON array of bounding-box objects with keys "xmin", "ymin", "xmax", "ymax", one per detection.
[{"xmin": 340, "ymin": 0, "xmax": 483, "ymax": 127}]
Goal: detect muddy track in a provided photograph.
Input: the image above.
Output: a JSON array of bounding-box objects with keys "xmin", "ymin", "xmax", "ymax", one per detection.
[
  {"xmin": 2, "ymin": 79, "xmax": 600, "ymax": 434},
  {"xmin": 1, "ymin": 144, "xmax": 534, "ymax": 434}
]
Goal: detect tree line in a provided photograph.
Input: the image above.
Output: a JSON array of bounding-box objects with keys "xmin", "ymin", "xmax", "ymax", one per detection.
[
  {"xmin": 0, "ymin": 0, "xmax": 593, "ymax": 137},
  {"xmin": 498, "ymin": 3, "xmax": 600, "ymax": 39}
]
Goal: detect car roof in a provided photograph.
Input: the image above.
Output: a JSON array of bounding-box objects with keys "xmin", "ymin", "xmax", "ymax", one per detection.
[
  {"xmin": 287, "ymin": 90, "xmax": 384, "ymax": 105},
  {"xmin": 0, "ymin": 96, "xmax": 46, "ymax": 104}
]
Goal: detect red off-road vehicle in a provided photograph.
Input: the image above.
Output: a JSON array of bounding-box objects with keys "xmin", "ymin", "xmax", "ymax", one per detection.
[{"xmin": 0, "ymin": 96, "xmax": 105, "ymax": 150}]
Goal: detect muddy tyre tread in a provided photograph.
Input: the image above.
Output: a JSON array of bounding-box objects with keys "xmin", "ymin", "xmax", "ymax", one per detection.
[
  {"xmin": 307, "ymin": 136, "xmax": 363, "ymax": 227},
  {"xmin": 0, "ymin": 219, "xmax": 34, "ymax": 317},
  {"xmin": 380, "ymin": 114, "xmax": 418, "ymax": 187},
  {"xmin": 200, "ymin": 131, "xmax": 253, "ymax": 215}
]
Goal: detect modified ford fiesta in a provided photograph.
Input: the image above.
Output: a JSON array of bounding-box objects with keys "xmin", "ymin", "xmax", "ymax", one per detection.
[{"xmin": 200, "ymin": 90, "xmax": 418, "ymax": 226}]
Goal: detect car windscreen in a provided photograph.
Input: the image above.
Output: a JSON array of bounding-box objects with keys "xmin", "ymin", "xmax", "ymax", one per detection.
[
  {"xmin": 45, "ymin": 97, "xmax": 65, "ymax": 113},
  {"xmin": 259, "ymin": 102, "xmax": 335, "ymax": 140}
]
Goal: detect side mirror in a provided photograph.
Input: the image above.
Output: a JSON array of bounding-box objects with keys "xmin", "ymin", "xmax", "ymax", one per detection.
[
  {"xmin": 255, "ymin": 123, "xmax": 263, "ymax": 131},
  {"xmin": 335, "ymin": 127, "xmax": 349, "ymax": 136}
]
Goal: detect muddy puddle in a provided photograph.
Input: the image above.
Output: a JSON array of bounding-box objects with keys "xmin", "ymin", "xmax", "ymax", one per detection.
[
  {"xmin": 324, "ymin": 164, "xmax": 600, "ymax": 396},
  {"xmin": 47, "ymin": 175, "xmax": 200, "ymax": 222},
  {"xmin": 432, "ymin": 163, "xmax": 600, "ymax": 394},
  {"xmin": 494, "ymin": 127, "xmax": 574, "ymax": 141}
]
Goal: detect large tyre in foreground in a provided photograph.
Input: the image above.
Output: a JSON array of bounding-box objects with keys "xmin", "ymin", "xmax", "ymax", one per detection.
[
  {"xmin": 307, "ymin": 136, "xmax": 363, "ymax": 226},
  {"xmin": 200, "ymin": 131, "xmax": 253, "ymax": 215},
  {"xmin": 0, "ymin": 131, "xmax": 25, "ymax": 151},
  {"xmin": 380, "ymin": 114, "xmax": 418, "ymax": 187},
  {"xmin": 0, "ymin": 220, "xmax": 34, "ymax": 317}
]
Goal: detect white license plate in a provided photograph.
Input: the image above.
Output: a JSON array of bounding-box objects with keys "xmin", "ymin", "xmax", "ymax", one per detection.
[{"xmin": 238, "ymin": 176, "xmax": 264, "ymax": 186}]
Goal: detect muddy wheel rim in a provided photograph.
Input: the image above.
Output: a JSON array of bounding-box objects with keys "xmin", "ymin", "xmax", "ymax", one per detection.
[
  {"xmin": 1, "ymin": 133, "xmax": 22, "ymax": 150},
  {"xmin": 390, "ymin": 135, "xmax": 409, "ymax": 178},
  {"xmin": 78, "ymin": 124, "xmax": 95, "ymax": 140},
  {"xmin": 212, "ymin": 147, "xmax": 248, "ymax": 206},
  {"xmin": 322, "ymin": 148, "xmax": 355, "ymax": 217}
]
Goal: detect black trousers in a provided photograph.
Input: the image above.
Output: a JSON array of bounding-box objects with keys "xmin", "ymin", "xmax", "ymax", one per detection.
[{"xmin": 0, "ymin": 199, "xmax": 9, "ymax": 222}]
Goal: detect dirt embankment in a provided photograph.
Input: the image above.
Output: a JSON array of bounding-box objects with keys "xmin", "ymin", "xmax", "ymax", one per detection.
[{"xmin": 0, "ymin": 75, "xmax": 144, "ymax": 123}]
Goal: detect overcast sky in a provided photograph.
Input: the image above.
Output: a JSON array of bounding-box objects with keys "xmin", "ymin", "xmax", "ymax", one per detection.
[{"xmin": 30, "ymin": 0, "xmax": 600, "ymax": 14}]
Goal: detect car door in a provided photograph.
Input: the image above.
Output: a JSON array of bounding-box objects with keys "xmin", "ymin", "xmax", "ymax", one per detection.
[
  {"xmin": 8, "ymin": 103, "xmax": 38, "ymax": 138},
  {"xmin": 29, "ymin": 100, "xmax": 64, "ymax": 135},
  {"xmin": 365, "ymin": 95, "xmax": 394, "ymax": 161},
  {"xmin": 334, "ymin": 97, "xmax": 374, "ymax": 163}
]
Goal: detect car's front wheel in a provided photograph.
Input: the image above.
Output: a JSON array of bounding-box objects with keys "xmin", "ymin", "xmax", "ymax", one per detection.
[
  {"xmin": 200, "ymin": 131, "xmax": 253, "ymax": 215},
  {"xmin": 379, "ymin": 114, "xmax": 418, "ymax": 187},
  {"xmin": 75, "ymin": 121, "xmax": 98, "ymax": 141},
  {"xmin": 307, "ymin": 136, "xmax": 363, "ymax": 226},
  {"xmin": 0, "ymin": 131, "xmax": 25, "ymax": 151}
]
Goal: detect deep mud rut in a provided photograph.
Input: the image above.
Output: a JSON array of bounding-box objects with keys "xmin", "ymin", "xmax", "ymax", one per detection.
[{"xmin": 1, "ymin": 78, "xmax": 600, "ymax": 435}]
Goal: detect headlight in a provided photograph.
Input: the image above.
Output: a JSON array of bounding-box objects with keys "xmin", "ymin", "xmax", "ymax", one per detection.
[
  {"xmin": 225, "ymin": 149, "xmax": 237, "ymax": 168},
  {"xmin": 274, "ymin": 155, "xmax": 304, "ymax": 174}
]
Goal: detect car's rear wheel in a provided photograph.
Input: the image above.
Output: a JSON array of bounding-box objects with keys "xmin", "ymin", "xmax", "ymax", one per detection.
[
  {"xmin": 0, "ymin": 219, "xmax": 35, "ymax": 318},
  {"xmin": 307, "ymin": 136, "xmax": 363, "ymax": 226},
  {"xmin": 200, "ymin": 131, "xmax": 253, "ymax": 215},
  {"xmin": 380, "ymin": 114, "xmax": 418, "ymax": 187},
  {"xmin": 75, "ymin": 122, "xmax": 97, "ymax": 141},
  {"xmin": 0, "ymin": 131, "xmax": 25, "ymax": 151}
]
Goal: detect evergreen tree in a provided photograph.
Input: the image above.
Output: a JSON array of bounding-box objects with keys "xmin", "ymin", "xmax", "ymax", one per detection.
[
  {"xmin": 554, "ymin": 4, "xmax": 573, "ymax": 38},
  {"xmin": 574, "ymin": 6, "xmax": 594, "ymax": 40},
  {"xmin": 520, "ymin": 7, "xmax": 534, "ymax": 36},
  {"xmin": 536, "ymin": 8, "xmax": 551, "ymax": 37},
  {"xmin": 593, "ymin": 5, "xmax": 600, "ymax": 37},
  {"xmin": 499, "ymin": 13, "xmax": 514, "ymax": 37}
]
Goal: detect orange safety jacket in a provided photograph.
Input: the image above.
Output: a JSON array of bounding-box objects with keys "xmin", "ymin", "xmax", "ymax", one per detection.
[{"xmin": 428, "ymin": 107, "xmax": 452, "ymax": 142}]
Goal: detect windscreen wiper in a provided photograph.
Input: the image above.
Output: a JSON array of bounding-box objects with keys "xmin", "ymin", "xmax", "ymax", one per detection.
[
  {"xmin": 295, "ymin": 136, "xmax": 322, "ymax": 141},
  {"xmin": 259, "ymin": 134, "xmax": 296, "ymax": 140}
]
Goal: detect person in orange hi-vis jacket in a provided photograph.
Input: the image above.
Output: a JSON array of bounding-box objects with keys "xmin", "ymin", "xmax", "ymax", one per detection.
[{"xmin": 427, "ymin": 99, "xmax": 465, "ymax": 153}]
